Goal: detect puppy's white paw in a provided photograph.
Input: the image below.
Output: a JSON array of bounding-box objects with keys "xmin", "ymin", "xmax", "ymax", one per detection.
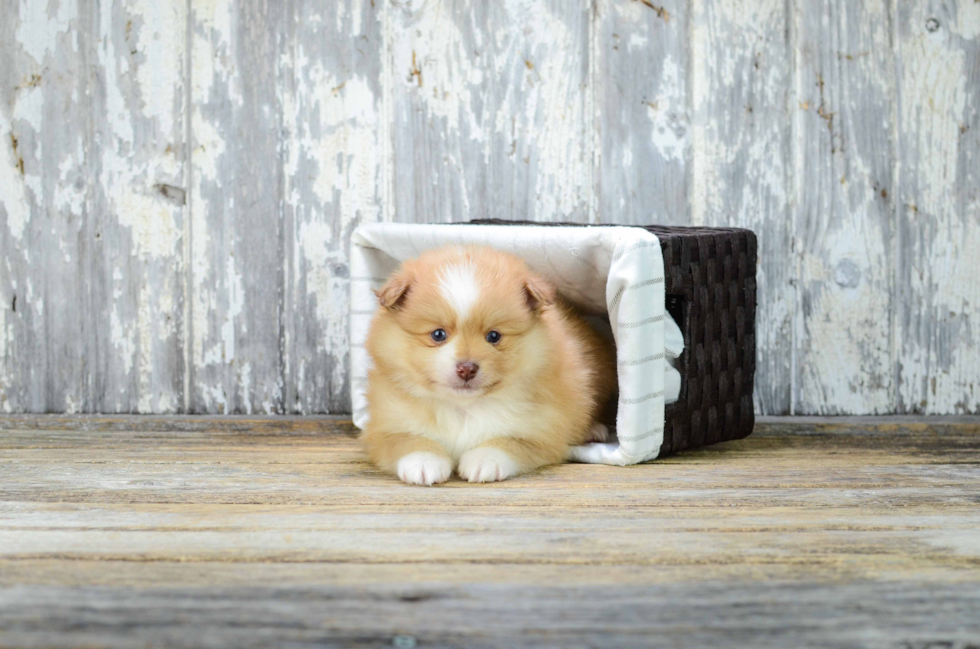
[
  {"xmin": 457, "ymin": 447, "xmax": 520, "ymax": 483},
  {"xmin": 396, "ymin": 452, "xmax": 452, "ymax": 486},
  {"xmin": 587, "ymin": 422, "xmax": 610, "ymax": 443}
]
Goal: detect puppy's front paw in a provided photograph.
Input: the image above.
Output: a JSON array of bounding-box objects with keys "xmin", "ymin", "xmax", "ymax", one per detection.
[
  {"xmin": 458, "ymin": 447, "xmax": 520, "ymax": 483},
  {"xmin": 587, "ymin": 422, "xmax": 609, "ymax": 442},
  {"xmin": 396, "ymin": 452, "xmax": 452, "ymax": 486}
]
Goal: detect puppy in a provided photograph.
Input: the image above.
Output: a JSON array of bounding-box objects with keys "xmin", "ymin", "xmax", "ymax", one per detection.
[{"xmin": 361, "ymin": 245, "xmax": 616, "ymax": 485}]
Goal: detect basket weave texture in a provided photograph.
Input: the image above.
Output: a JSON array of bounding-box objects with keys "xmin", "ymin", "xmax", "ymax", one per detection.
[{"xmin": 469, "ymin": 220, "xmax": 758, "ymax": 455}]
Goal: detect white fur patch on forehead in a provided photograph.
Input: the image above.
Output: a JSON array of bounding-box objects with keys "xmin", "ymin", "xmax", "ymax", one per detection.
[{"xmin": 439, "ymin": 263, "xmax": 480, "ymax": 320}]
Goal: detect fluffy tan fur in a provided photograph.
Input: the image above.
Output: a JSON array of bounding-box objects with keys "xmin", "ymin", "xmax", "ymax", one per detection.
[{"xmin": 361, "ymin": 245, "xmax": 616, "ymax": 485}]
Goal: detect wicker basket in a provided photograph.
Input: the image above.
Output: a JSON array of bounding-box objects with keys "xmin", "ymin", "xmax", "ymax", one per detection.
[{"xmin": 470, "ymin": 220, "xmax": 758, "ymax": 456}]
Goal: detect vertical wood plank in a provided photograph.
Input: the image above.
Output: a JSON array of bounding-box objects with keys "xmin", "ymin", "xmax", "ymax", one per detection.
[
  {"xmin": 280, "ymin": 0, "xmax": 383, "ymax": 413},
  {"xmin": 896, "ymin": 0, "xmax": 980, "ymax": 414},
  {"xmin": 388, "ymin": 0, "xmax": 592, "ymax": 224},
  {"xmin": 0, "ymin": 0, "xmax": 93, "ymax": 413},
  {"xmin": 690, "ymin": 0, "xmax": 793, "ymax": 415},
  {"xmin": 595, "ymin": 0, "xmax": 690, "ymax": 225},
  {"xmin": 1, "ymin": 0, "xmax": 186, "ymax": 413},
  {"xmin": 189, "ymin": 0, "xmax": 284, "ymax": 413},
  {"xmin": 794, "ymin": 0, "xmax": 896, "ymax": 413},
  {"xmin": 92, "ymin": 0, "xmax": 188, "ymax": 412}
]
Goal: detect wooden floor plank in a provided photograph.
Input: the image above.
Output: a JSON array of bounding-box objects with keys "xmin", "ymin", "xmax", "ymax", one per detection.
[{"xmin": 1, "ymin": 416, "xmax": 979, "ymax": 647}]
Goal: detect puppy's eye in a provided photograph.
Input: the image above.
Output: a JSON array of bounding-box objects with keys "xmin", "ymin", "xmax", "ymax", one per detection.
[
  {"xmin": 485, "ymin": 330, "xmax": 502, "ymax": 345},
  {"xmin": 430, "ymin": 329, "xmax": 447, "ymax": 343}
]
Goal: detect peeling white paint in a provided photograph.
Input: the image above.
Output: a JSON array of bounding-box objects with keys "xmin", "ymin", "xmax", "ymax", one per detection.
[
  {"xmin": 691, "ymin": 0, "xmax": 794, "ymax": 415},
  {"xmin": 7, "ymin": 83, "xmax": 47, "ymax": 230},
  {"xmin": 199, "ymin": 384, "xmax": 229, "ymax": 414},
  {"xmin": 646, "ymin": 55, "xmax": 687, "ymax": 163},
  {"xmin": 0, "ymin": 285, "xmax": 7, "ymax": 406},
  {"xmin": 112, "ymin": 189, "xmax": 182, "ymax": 259},
  {"xmin": 296, "ymin": 221, "xmax": 334, "ymax": 322},
  {"xmin": 25, "ymin": 279, "xmax": 41, "ymax": 317},
  {"xmin": 279, "ymin": 0, "xmax": 384, "ymax": 413},
  {"xmin": 100, "ymin": 2, "xmax": 134, "ymax": 145},
  {"xmin": 898, "ymin": 2, "xmax": 980, "ymax": 414},
  {"xmin": 628, "ymin": 33, "xmax": 648, "ymax": 51},
  {"xmin": 54, "ymin": 153, "xmax": 85, "ymax": 218},
  {"xmin": 0, "ymin": 113, "xmax": 31, "ymax": 241},
  {"xmin": 15, "ymin": 0, "xmax": 77, "ymax": 65},
  {"xmin": 63, "ymin": 393, "xmax": 80, "ymax": 414},
  {"xmin": 110, "ymin": 305, "xmax": 136, "ymax": 377},
  {"xmin": 949, "ymin": 2, "xmax": 980, "ymax": 39},
  {"xmin": 190, "ymin": 0, "xmax": 234, "ymax": 404},
  {"xmin": 239, "ymin": 361, "xmax": 252, "ymax": 414},
  {"xmin": 391, "ymin": 0, "xmax": 590, "ymax": 220},
  {"xmin": 132, "ymin": 0, "xmax": 184, "ymax": 151},
  {"xmin": 191, "ymin": 0, "xmax": 235, "ymax": 104},
  {"xmin": 390, "ymin": 4, "xmax": 481, "ymax": 137},
  {"xmin": 91, "ymin": 0, "xmax": 187, "ymax": 413},
  {"xmin": 136, "ymin": 279, "xmax": 155, "ymax": 413},
  {"xmin": 903, "ymin": 221, "xmax": 980, "ymax": 413},
  {"xmin": 13, "ymin": 84, "xmax": 45, "ymax": 133},
  {"xmin": 790, "ymin": 0, "xmax": 897, "ymax": 415},
  {"xmin": 900, "ymin": 19, "xmax": 970, "ymax": 220},
  {"xmin": 305, "ymin": 73, "xmax": 380, "ymax": 222},
  {"xmin": 510, "ymin": 0, "xmax": 589, "ymax": 219},
  {"xmin": 201, "ymin": 254, "xmax": 243, "ymax": 368},
  {"xmin": 4, "ymin": 0, "xmax": 979, "ymax": 416},
  {"xmin": 799, "ymin": 151, "xmax": 894, "ymax": 413}
]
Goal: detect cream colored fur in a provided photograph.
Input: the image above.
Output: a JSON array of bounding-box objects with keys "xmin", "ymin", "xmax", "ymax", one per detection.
[{"xmin": 361, "ymin": 245, "xmax": 616, "ymax": 485}]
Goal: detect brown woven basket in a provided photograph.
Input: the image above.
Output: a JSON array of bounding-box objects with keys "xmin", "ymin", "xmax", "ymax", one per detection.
[{"xmin": 469, "ymin": 220, "xmax": 757, "ymax": 456}]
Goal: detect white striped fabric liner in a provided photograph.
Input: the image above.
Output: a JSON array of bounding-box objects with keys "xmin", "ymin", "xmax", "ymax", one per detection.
[{"xmin": 349, "ymin": 223, "xmax": 684, "ymax": 465}]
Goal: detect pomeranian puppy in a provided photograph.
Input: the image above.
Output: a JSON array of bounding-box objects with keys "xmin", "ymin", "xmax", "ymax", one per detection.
[{"xmin": 361, "ymin": 245, "xmax": 617, "ymax": 485}]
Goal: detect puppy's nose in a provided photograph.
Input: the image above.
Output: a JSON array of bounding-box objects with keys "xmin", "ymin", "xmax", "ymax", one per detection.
[{"xmin": 456, "ymin": 361, "xmax": 479, "ymax": 382}]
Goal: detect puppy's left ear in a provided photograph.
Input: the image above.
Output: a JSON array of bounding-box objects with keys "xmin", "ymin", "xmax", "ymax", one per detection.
[
  {"xmin": 524, "ymin": 273, "xmax": 556, "ymax": 312},
  {"xmin": 375, "ymin": 271, "xmax": 412, "ymax": 309}
]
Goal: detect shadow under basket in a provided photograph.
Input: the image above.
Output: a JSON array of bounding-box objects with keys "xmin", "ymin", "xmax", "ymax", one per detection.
[{"xmin": 471, "ymin": 220, "xmax": 758, "ymax": 456}]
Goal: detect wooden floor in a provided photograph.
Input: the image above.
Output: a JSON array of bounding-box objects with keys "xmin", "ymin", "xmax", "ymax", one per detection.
[{"xmin": 1, "ymin": 416, "xmax": 979, "ymax": 648}]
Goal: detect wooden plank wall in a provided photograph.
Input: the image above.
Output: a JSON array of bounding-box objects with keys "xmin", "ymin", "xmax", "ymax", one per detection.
[{"xmin": 1, "ymin": 0, "xmax": 978, "ymax": 415}]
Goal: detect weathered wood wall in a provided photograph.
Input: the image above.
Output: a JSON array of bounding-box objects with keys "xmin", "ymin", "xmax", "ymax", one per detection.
[{"xmin": 1, "ymin": 0, "xmax": 978, "ymax": 415}]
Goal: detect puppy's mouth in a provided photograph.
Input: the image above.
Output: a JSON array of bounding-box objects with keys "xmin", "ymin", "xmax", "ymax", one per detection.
[
  {"xmin": 445, "ymin": 380, "xmax": 498, "ymax": 395},
  {"xmin": 449, "ymin": 383, "xmax": 483, "ymax": 394}
]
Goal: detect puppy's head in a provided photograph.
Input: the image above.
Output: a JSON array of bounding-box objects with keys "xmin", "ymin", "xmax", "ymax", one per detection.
[{"xmin": 369, "ymin": 245, "xmax": 556, "ymax": 400}]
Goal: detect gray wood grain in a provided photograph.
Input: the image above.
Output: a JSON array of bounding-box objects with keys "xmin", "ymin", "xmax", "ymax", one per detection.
[
  {"xmin": 0, "ymin": 0, "xmax": 92, "ymax": 413},
  {"xmin": 795, "ymin": 0, "xmax": 896, "ymax": 414},
  {"xmin": 896, "ymin": 0, "xmax": 980, "ymax": 414},
  {"xmin": 188, "ymin": 0, "xmax": 285, "ymax": 413},
  {"xmin": 595, "ymin": 0, "xmax": 690, "ymax": 225},
  {"xmin": 93, "ymin": 0, "xmax": 188, "ymax": 413},
  {"xmin": 0, "ymin": 0, "xmax": 187, "ymax": 413},
  {"xmin": 1, "ymin": 415, "xmax": 979, "ymax": 647},
  {"xmin": 689, "ymin": 0, "xmax": 794, "ymax": 415},
  {"xmin": 279, "ymin": 0, "xmax": 383, "ymax": 414},
  {"xmin": 388, "ymin": 0, "xmax": 593, "ymax": 224},
  {"xmin": 3, "ymin": 582, "xmax": 980, "ymax": 648}
]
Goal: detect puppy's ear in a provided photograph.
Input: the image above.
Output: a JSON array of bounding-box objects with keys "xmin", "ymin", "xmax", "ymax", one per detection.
[
  {"xmin": 375, "ymin": 271, "xmax": 412, "ymax": 309},
  {"xmin": 524, "ymin": 273, "xmax": 556, "ymax": 312}
]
